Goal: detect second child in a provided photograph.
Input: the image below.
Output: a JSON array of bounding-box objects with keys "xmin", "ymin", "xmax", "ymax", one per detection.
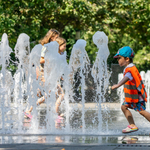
[{"xmin": 24, "ymin": 29, "xmax": 60, "ymax": 119}]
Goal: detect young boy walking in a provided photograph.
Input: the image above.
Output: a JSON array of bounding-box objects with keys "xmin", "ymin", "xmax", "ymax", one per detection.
[{"xmin": 111, "ymin": 46, "xmax": 150, "ymax": 133}]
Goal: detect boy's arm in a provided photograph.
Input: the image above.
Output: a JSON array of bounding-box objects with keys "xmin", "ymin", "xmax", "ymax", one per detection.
[{"xmin": 111, "ymin": 76, "xmax": 129, "ymax": 90}]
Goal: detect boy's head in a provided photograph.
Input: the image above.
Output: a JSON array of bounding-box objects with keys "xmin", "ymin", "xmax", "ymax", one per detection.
[
  {"xmin": 114, "ymin": 46, "xmax": 135, "ymax": 59},
  {"xmin": 114, "ymin": 46, "xmax": 135, "ymax": 65}
]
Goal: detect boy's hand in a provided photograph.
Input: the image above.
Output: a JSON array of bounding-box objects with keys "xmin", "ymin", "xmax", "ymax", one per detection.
[
  {"xmin": 112, "ymin": 76, "xmax": 129, "ymax": 90},
  {"xmin": 111, "ymin": 84, "xmax": 118, "ymax": 90}
]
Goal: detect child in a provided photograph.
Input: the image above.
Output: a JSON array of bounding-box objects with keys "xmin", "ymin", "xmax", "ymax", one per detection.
[
  {"xmin": 24, "ymin": 29, "xmax": 60, "ymax": 119},
  {"xmin": 38, "ymin": 37, "xmax": 67, "ymax": 117},
  {"xmin": 111, "ymin": 46, "xmax": 150, "ymax": 133},
  {"xmin": 40, "ymin": 29, "xmax": 60, "ymax": 64},
  {"xmin": 37, "ymin": 29, "xmax": 60, "ymax": 81},
  {"xmin": 55, "ymin": 37, "xmax": 66, "ymax": 119}
]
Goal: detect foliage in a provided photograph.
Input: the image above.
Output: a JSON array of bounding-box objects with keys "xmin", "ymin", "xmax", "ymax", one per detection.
[
  {"xmin": 134, "ymin": 46, "xmax": 150, "ymax": 71},
  {"xmin": 0, "ymin": 0, "xmax": 150, "ymax": 72}
]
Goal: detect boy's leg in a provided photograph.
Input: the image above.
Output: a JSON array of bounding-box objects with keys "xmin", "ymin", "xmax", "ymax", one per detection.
[
  {"xmin": 55, "ymin": 94, "xmax": 64, "ymax": 116},
  {"xmin": 55, "ymin": 98, "xmax": 61, "ymax": 115},
  {"xmin": 37, "ymin": 96, "xmax": 45, "ymax": 105},
  {"xmin": 121, "ymin": 105, "xmax": 137, "ymax": 128},
  {"xmin": 139, "ymin": 110, "xmax": 150, "ymax": 122},
  {"xmin": 37, "ymin": 89, "xmax": 42, "ymax": 97},
  {"xmin": 28, "ymin": 106, "xmax": 33, "ymax": 113},
  {"xmin": 55, "ymin": 85, "xmax": 64, "ymax": 115}
]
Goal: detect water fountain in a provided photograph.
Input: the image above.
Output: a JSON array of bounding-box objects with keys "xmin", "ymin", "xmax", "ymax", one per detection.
[{"xmin": 0, "ymin": 31, "xmax": 150, "ymax": 138}]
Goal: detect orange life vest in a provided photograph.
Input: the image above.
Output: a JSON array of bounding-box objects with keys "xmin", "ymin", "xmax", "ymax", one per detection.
[{"xmin": 124, "ymin": 65, "xmax": 147, "ymax": 103}]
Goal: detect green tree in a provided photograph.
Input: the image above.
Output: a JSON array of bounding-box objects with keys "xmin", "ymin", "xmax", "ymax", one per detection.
[{"xmin": 0, "ymin": 0, "xmax": 150, "ymax": 72}]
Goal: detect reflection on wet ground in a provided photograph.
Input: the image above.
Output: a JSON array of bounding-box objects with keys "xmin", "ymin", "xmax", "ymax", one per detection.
[
  {"xmin": 0, "ymin": 135, "xmax": 149, "ymax": 145},
  {"xmin": 21, "ymin": 108, "xmax": 150, "ymax": 135}
]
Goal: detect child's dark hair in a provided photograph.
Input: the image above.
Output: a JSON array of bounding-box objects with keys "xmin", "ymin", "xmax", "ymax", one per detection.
[
  {"xmin": 124, "ymin": 57, "xmax": 133, "ymax": 63},
  {"xmin": 129, "ymin": 58, "xmax": 133, "ymax": 63}
]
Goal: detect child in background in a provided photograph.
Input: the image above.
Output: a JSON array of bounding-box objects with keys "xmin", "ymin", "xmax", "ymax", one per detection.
[
  {"xmin": 111, "ymin": 46, "xmax": 150, "ymax": 133},
  {"xmin": 24, "ymin": 29, "xmax": 60, "ymax": 119},
  {"xmin": 37, "ymin": 29, "xmax": 60, "ymax": 81},
  {"xmin": 38, "ymin": 37, "xmax": 67, "ymax": 127},
  {"xmin": 55, "ymin": 37, "xmax": 66, "ymax": 118},
  {"xmin": 38, "ymin": 36, "xmax": 66, "ymax": 118},
  {"xmin": 40, "ymin": 29, "xmax": 60, "ymax": 64}
]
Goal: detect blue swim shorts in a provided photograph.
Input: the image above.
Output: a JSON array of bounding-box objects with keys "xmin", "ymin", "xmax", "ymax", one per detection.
[{"xmin": 122, "ymin": 100, "xmax": 146, "ymax": 112}]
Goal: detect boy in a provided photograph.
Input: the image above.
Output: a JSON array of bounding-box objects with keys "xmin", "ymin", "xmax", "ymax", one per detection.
[{"xmin": 111, "ymin": 46, "xmax": 150, "ymax": 133}]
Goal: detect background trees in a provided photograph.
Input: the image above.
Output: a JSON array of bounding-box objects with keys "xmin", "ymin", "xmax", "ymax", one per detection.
[{"xmin": 0, "ymin": 0, "xmax": 150, "ymax": 71}]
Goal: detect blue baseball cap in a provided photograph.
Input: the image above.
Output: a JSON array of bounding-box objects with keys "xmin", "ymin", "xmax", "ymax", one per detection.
[{"xmin": 114, "ymin": 46, "xmax": 135, "ymax": 58}]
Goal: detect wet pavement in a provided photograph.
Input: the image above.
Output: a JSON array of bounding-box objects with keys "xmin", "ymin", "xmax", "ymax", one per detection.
[
  {"xmin": 0, "ymin": 143, "xmax": 150, "ymax": 150},
  {"xmin": 0, "ymin": 103, "xmax": 150, "ymax": 149},
  {"xmin": 0, "ymin": 134, "xmax": 150, "ymax": 150}
]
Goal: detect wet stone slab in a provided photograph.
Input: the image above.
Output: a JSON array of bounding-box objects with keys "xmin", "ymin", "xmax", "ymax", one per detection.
[{"xmin": 0, "ymin": 135, "xmax": 150, "ymax": 145}]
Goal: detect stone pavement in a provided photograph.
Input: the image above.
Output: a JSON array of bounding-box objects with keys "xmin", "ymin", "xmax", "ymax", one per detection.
[
  {"xmin": 0, "ymin": 135, "xmax": 150, "ymax": 150},
  {"xmin": 0, "ymin": 143, "xmax": 150, "ymax": 150},
  {"xmin": 1, "ymin": 102, "xmax": 150, "ymax": 150}
]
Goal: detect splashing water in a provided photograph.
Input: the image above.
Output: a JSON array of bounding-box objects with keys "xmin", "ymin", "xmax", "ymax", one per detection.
[
  {"xmin": 1, "ymin": 31, "xmax": 138, "ymax": 135},
  {"xmin": 92, "ymin": 31, "xmax": 110, "ymax": 133}
]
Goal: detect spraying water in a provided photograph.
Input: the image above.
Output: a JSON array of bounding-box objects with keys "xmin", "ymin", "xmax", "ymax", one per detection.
[
  {"xmin": 67, "ymin": 39, "xmax": 90, "ymax": 133},
  {"xmin": 0, "ymin": 33, "xmax": 13, "ymax": 133},
  {"xmin": 0, "ymin": 31, "xmax": 115, "ymax": 135},
  {"xmin": 92, "ymin": 31, "xmax": 110, "ymax": 133}
]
